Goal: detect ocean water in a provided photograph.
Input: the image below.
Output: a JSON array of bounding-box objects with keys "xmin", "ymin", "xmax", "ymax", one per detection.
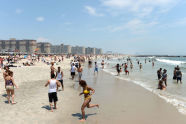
[{"xmin": 99, "ymin": 57, "xmax": 186, "ymax": 114}]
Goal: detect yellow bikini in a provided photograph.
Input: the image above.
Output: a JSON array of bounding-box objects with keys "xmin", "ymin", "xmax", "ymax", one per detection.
[
  {"xmin": 83, "ymin": 90, "xmax": 90, "ymax": 94},
  {"xmin": 84, "ymin": 89, "xmax": 91, "ymax": 100}
]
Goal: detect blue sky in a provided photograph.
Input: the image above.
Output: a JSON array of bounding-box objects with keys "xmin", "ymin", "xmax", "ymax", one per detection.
[{"xmin": 0, "ymin": 0, "xmax": 186, "ymax": 55}]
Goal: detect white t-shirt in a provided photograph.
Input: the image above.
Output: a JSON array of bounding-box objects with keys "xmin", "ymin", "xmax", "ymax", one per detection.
[{"xmin": 71, "ymin": 66, "xmax": 76, "ymax": 72}]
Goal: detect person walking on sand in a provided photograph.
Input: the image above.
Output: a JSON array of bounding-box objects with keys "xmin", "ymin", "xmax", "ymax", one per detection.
[
  {"xmin": 45, "ymin": 74, "xmax": 61, "ymax": 112},
  {"xmin": 5, "ymin": 71, "xmax": 18, "ymax": 104},
  {"xmin": 56, "ymin": 67, "xmax": 64, "ymax": 91},
  {"xmin": 3, "ymin": 66, "xmax": 10, "ymax": 80},
  {"xmin": 50, "ymin": 62, "xmax": 56, "ymax": 78},
  {"xmin": 71, "ymin": 63, "xmax": 76, "ymax": 80},
  {"xmin": 79, "ymin": 80, "xmax": 99, "ymax": 122},
  {"xmin": 77, "ymin": 64, "xmax": 83, "ymax": 81}
]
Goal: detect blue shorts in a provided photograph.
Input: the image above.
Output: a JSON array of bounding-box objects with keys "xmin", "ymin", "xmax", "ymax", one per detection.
[{"xmin": 94, "ymin": 68, "xmax": 98, "ymax": 72}]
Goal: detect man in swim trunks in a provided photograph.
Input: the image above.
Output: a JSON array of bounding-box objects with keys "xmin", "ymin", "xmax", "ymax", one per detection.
[
  {"xmin": 71, "ymin": 63, "xmax": 76, "ymax": 80},
  {"xmin": 50, "ymin": 62, "xmax": 56, "ymax": 78},
  {"xmin": 77, "ymin": 64, "xmax": 83, "ymax": 81},
  {"xmin": 56, "ymin": 67, "xmax": 64, "ymax": 91},
  {"xmin": 116, "ymin": 64, "xmax": 121, "ymax": 76},
  {"xmin": 157, "ymin": 68, "xmax": 162, "ymax": 80},
  {"xmin": 176, "ymin": 68, "xmax": 182, "ymax": 84},
  {"xmin": 101, "ymin": 60, "xmax": 104, "ymax": 69},
  {"xmin": 45, "ymin": 73, "xmax": 61, "ymax": 112}
]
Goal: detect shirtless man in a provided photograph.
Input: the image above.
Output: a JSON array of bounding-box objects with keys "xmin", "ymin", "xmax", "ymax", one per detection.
[
  {"xmin": 101, "ymin": 60, "xmax": 104, "ymax": 69},
  {"xmin": 50, "ymin": 62, "xmax": 56, "ymax": 78}
]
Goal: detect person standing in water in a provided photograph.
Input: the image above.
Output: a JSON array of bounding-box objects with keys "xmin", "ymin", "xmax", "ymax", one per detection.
[
  {"xmin": 94, "ymin": 62, "xmax": 98, "ymax": 75},
  {"xmin": 124, "ymin": 63, "xmax": 129, "ymax": 75},
  {"xmin": 116, "ymin": 64, "xmax": 121, "ymax": 76},
  {"xmin": 79, "ymin": 80, "xmax": 99, "ymax": 122},
  {"xmin": 5, "ymin": 71, "xmax": 18, "ymax": 104},
  {"xmin": 45, "ymin": 74, "xmax": 61, "ymax": 112},
  {"xmin": 173, "ymin": 67, "xmax": 177, "ymax": 80},
  {"xmin": 56, "ymin": 67, "xmax": 64, "ymax": 91},
  {"xmin": 139, "ymin": 63, "xmax": 142, "ymax": 70},
  {"xmin": 157, "ymin": 68, "xmax": 162, "ymax": 80},
  {"xmin": 130, "ymin": 63, "xmax": 133, "ymax": 69},
  {"xmin": 162, "ymin": 69, "xmax": 168, "ymax": 86},
  {"xmin": 77, "ymin": 64, "xmax": 83, "ymax": 81},
  {"xmin": 158, "ymin": 80, "xmax": 166, "ymax": 90},
  {"xmin": 101, "ymin": 60, "xmax": 104, "ymax": 69},
  {"xmin": 176, "ymin": 68, "xmax": 182, "ymax": 84},
  {"xmin": 152, "ymin": 61, "xmax": 154, "ymax": 67}
]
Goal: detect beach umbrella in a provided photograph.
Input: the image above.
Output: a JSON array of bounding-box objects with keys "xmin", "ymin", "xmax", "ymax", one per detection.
[{"xmin": 35, "ymin": 48, "xmax": 39, "ymax": 52}]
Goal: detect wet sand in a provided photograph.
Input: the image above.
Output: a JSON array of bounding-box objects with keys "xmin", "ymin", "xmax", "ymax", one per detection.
[
  {"xmin": 1, "ymin": 62, "xmax": 186, "ymax": 124},
  {"xmin": 81, "ymin": 68, "xmax": 186, "ymax": 124}
]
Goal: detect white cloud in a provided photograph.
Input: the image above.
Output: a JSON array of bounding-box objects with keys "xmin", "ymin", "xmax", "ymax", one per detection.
[
  {"xmin": 85, "ymin": 6, "xmax": 104, "ymax": 16},
  {"xmin": 108, "ymin": 19, "xmax": 158, "ymax": 33},
  {"xmin": 175, "ymin": 17, "xmax": 186, "ymax": 26},
  {"xmin": 16, "ymin": 9, "xmax": 23, "ymax": 14},
  {"xmin": 37, "ymin": 37, "xmax": 49, "ymax": 42},
  {"xmin": 36, "ymin": 17, "xmax": 45, "ymax": 22},
  {"xmin": 101, "ymin": 0, "xmax": 181, "ymax": 16}
]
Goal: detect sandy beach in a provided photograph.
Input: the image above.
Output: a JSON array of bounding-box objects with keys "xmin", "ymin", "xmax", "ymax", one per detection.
[{"xmin": 0, "ymin": 58, "xmax": 186, "ymax": 124}]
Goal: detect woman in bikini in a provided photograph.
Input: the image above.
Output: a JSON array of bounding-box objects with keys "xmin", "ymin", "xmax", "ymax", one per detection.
[
  {"xmin": 79, "ymin": 80, "xmax": 99, "ymax": 122},
  {"xmin": 5, "ymin": 71, "xmax": 18, "ymax": 104}
]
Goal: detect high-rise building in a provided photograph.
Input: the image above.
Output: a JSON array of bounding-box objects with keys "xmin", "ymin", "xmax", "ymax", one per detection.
[
  {"xmin": 85, "ymin": 47, "xmax": 96, "ymax": 55},
  {"xmin": 71, "ymin": 46, "xmax": 85, "ymax": 55},
  {"xmin": 50, "ymin": 44, "xmax": 64, "ymax": 54},
  {"xmin": 0, "ymin": 39, "xmax": 103, "ymax": 55},
  {"xmin": 95, "ymin": 48, "xmax": 103, "ymax": 55},
  {"xmin": 0, "ymin": 39, "xmax": 37, "ymax": 53},
  {"xmin": 62, "ymin": 45, "xmax": 71, "ymax": 54},
  {"xmin": 37, "ymin": 42, "xmax": 51, "ymax": 54}
]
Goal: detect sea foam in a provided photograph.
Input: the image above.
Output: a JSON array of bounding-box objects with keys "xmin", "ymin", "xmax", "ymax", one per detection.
[{"xmin": 156, "ymin": 58, "xmax": 186, "ymax": 65}]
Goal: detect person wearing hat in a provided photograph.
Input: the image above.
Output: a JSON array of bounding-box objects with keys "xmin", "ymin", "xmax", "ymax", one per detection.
[{"xmin": 162, "ymin": 69, "xmax": 168, "ymax": 86}]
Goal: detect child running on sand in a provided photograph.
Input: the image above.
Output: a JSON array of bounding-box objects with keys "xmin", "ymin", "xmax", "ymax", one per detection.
[
  {"xmin": 45, "ymin": 74, "xmax": 61, "ymax": 112},
  {"xmin": 79, "ymin": 80, "xmax": 99, "ymax": 122}
]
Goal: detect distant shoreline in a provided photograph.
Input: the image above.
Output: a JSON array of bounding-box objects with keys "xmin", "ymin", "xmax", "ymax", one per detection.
[{"xmin": 132, "ymin": 55, "xmax": 186, "ymax": 57}]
